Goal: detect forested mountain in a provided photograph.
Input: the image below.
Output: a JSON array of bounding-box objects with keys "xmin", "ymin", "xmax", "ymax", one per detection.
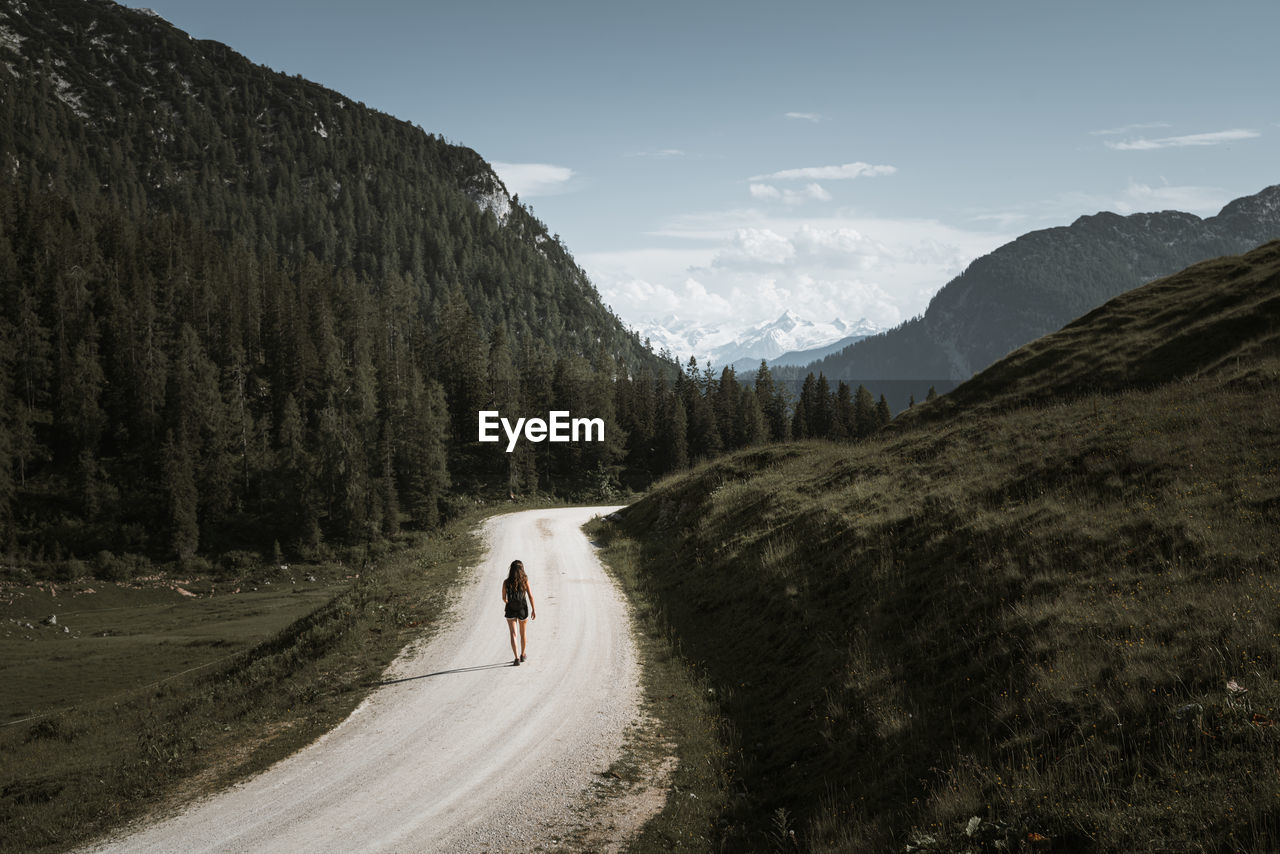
[
  {"xmin": 802, "ymin": 185, "xmax": 1280, "ymax": 381},
  {"xmin": 0, "ymin": 0, "xmax": 646, "ymax": 359},
  {"xmin": 0, "ymin": 0, "xmax": 708, "ymax": 568}
]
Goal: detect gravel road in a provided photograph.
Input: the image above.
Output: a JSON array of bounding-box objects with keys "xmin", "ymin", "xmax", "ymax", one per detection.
[{"xmin": 83, "ymin": 506, "xmax": 638, "ymax": 854}]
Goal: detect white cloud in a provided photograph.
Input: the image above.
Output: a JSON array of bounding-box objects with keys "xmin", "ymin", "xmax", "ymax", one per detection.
[
  {"xmin": 1105, "ymin": 128, "xmax": 1259, "ymax": 151},
  {"xmin": 584, "ymin": 208, "xmax": 1013, "ymax": 339},
  {"xmin": 793, "ymin": 183, "xmax": 831, "ymax": 203},
  {"xmin": 1112, "ymin": 180, "xmax": 1230, "ymax": 214},
  {"xmin": 966, "ymin": 179, "xmax": 1232, "ymax": 228},
  {"xmin": 713, "ymin": 228, "xmax": 796, "ymax": 266},
  {"xmin": 750, "ymin": 182, "xmax": 831, "ymax": 205},
  {"xmin": 785, "ymin": 112, "xmax": 825, "ymax": 122},
  {"xmin": 1089, "ymin": 122, "xmax": 1171, "ymax": 136},
  {"xmin": 490, "ymin": 161, "xmax": 575, "ymax": 197},
  {"xmin": 969, "ymin": 211, "xmax": 1031, "ymax": 228},
  {"xmin": 630, "ymin": 148, "xmax": 686, "ymax": 158},
  {"xmin": 750, "ymin": 161, "xmax": 896, "ymax": 181}
]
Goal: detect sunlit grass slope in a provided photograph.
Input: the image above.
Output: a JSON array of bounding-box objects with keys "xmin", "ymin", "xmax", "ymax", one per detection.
[{"xmin": 608, "ymin": 241, "xmax": 1280, "ymax": 851}]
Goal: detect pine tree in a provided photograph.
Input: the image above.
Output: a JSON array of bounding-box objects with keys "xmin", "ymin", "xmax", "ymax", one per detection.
[
  {"xmin": 398, "ymin": 371, "xmax": 450, "ymax": 528},
  {"xmin": 876, "ymin": 394, "xmax": 892, "ymax": 429},
  {"xmin": 753, "ymin": 361, "xmax": 784, "ymax": 441},
  {"xmin": 276, "ymin": 393, "xmax": 321, "ymax": 554},
  {"xmin": 0, "ymin": 324, "xmax": 14, "ymax": 543},
  {"xmin": 812, "ymin": 373, "xmax": 833, "ymax": 438},
  {"xmin": 714, "ymin": 366, "xmax": 741, "ymax": 449},
  {"xmin": 792, "ymin": 373, "xmax": 816, "ymax": 439},
  {"xmin": 854, "ymin": 384, "xmax": 877, "ymax": 438},
  {"xmin": 833, "ymin": 381, "xmax": 854, "ymax": 440},
  {"xmin": 656, "ymin": 392, "xmax": 688, "ymax": 475},
  {"xmin": 61, "ymin": 316, "xmax": 107, "ymax": 454},
  {"xmin": 163, "ymin": 430, "xmax": 200, "ymax": 562},
  {"xmin": 487, "ymin": 325, "xmax": 522, "ymax": 494},
  {"xmin": 737, "ymin": 387, "xmax": 767, "ymax": 447}
]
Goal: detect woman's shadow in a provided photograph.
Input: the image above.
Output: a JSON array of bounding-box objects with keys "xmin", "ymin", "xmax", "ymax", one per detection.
[{"xmin": 376, "ymin": 662, "xmax": 515, "ymax": 686}]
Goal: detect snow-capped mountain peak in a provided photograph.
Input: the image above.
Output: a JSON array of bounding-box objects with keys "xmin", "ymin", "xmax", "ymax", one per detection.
[{"xmin": 637, "ymin": 312, "xmax": 881, "ymax": 369}]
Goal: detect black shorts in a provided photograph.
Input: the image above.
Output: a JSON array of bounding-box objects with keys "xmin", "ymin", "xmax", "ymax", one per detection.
[{"xmin": 505, "ymin": 602, "xmax": 529, "ymax": 621}]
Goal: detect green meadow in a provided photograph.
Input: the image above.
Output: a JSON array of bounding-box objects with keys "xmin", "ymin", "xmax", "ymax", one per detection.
[
  {"xmin": 2, "ymin": 577, "xmax": 347, "ymax": 724},
  {"xmin": 0, "ymin": 517, "xmax": 489, "ymax": 854}
]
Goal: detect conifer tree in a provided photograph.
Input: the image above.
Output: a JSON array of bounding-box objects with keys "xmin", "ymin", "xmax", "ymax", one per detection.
[
  {"xmin": 737, "ymin": 387, "xmax": 767, "ymax": 447},
  {"xmin": 61, "ymin": 317, "xmax": 107, "ymax": 454},
  {"xmin": 757, "ymin": 361, "xmax": 790, "ymax": 442},
  {"xmin": 812, "ymin": 373, "xmax": 833, "ymax": 438},
  {"xmin": 0, "ymin": 325, "xmax": 14, "ymax": 543},
  {"xmin": 276, "ymin": 393, "xmax": 321, "ymax": 554},
  {"xmin": 163, "ymin": 430, "xmax": 199, "ymax": 562},
  {"xmin": 833, "ymin": 381, "xmax": 854, "ymax": 440},
  {"xmin": 876, "ymin": 394, "xmax": 892, "ymax": 429},
  {"xmin": 10, "ymin": 283, "xmax": 51, "ymax": 483},
  {"xmin": 656, "ymin": 392, "xmax": 689, "ymax": 474},
  {"xmin": 714, "ymin": 366, "xmax": 741, "ymax": 449},
  {"xmin": 793, "ymin": 373, "xmax": 816, "ymax": 439},
  {"xmin": 487, "ymin": 325, "xmax": 522, "ymax": 493},
  {"xmin": 854, "ymin": 384, "xmax": 877, "ymax": 438},
  {"xmin": 398, "ymin": 371, "xmax": 450, "ymax": 528}
]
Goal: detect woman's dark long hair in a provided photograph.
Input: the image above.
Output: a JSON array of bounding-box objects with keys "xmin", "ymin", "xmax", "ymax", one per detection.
[{"xmin": 505, "ymin": 560, "xmax": 527, "ymax": 596}]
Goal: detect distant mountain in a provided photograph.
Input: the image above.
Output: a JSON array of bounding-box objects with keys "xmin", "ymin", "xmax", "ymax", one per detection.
[
  {"xmin": 728, "ymin": 332, "xmax": 869, "ymax": 374},
  {"xmin": 640, "ymin": 311, "xmax": 879, "ymax": 370},
  {"xmin": 637, "ymin": 315, "xmax": 729, "ymax": 363},
  {"xmin": 803, "ymin": 185, "xmax": 1280, "ymax": 381}
]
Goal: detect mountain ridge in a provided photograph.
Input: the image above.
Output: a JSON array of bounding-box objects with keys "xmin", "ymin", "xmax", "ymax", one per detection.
[{"xmin": 800, "ymin": 185, "xmax": 1280, "ymax": 382}]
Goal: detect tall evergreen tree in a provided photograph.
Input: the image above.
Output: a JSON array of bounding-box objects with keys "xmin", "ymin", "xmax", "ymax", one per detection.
[
  {"xmin": 875, "ymin": 394, "xmax": 892, "ymax": 429},
  {"xmin": 792, "ymin": 373, "xmax": 816, "ymax": 440},
  {"xmin": 854, "ymin": 384, "xmax": 877, "ymax": 438},
  {"xmin": 163, "ymin": 430, "xmax": 199, "ymax": 562},
  {"xmin": 0, "ymin": 322, "xmax": 14, "ymax": 543},
  {"xmin": 655, "ymin": 390, "xmax": 689, "ymax": 475},
  {"xmin": 737, "ymin": 386, "xmax": 767, "ymax": 447},
  {"xmin": 833, "ymin": 381, "xmax": 855, "ymax": 440}
]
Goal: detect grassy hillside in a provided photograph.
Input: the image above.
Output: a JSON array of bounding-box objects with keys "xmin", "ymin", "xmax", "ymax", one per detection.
[{"xmin": 603, "ymin": 244, "xmax": 1280, "ymax": 851}]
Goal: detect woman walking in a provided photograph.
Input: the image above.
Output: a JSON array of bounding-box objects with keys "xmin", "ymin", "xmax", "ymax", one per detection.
[{"xmin": 502, "ymin": 559, "xmax": 536, "ymax": 665}]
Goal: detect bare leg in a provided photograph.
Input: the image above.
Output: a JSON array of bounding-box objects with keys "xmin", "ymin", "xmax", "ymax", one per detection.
[
  {"xmin": 518, "ymin": 619, "xmax": 528, "ymax": 658},
  {"xmin": 507, "ymin": 619, "xmax": 519, "ymax": 660}
]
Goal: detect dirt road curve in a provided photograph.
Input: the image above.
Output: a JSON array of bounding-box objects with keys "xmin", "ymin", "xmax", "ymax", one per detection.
[{"xmin": 84, "ymin": 506, "xmax": 637, "ymax": 854}]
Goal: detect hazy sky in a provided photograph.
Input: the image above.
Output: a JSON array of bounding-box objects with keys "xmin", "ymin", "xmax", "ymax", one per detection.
[{"xmin": 129, "ymin": 0, "xmax": 1280, "ymax": 334}]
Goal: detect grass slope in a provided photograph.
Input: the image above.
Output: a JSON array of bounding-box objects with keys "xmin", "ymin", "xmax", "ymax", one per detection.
[{"xmin": 606, "ymin": 243, "xmax": 1280, "ymax": 851}]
